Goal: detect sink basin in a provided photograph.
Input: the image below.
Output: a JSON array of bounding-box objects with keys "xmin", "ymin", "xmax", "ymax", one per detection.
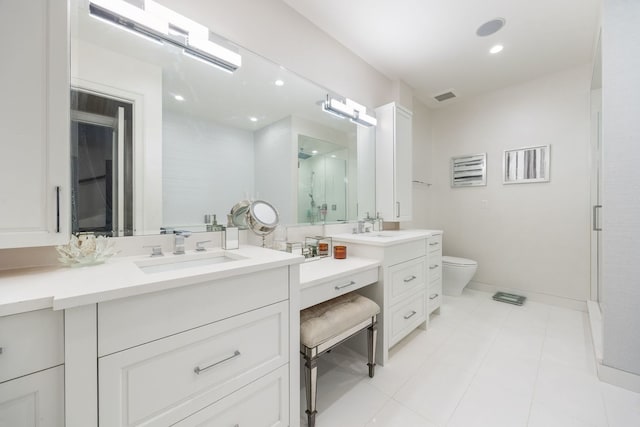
[
  {"xmin": 135, "ymin": 251, "xmax": 246, "ymax": 274},
  {"xmin": 370, "ymin": 232, "xmax": 405, "ymax": 238}
]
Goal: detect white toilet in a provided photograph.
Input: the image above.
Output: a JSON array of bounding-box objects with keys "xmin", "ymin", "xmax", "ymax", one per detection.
[{"xmin": 442, "ymin": 256, "xmax": 478, "ymax": 296}]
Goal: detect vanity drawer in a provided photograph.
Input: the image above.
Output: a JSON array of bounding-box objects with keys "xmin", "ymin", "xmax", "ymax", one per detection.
[
  {"xmin": 98, "ymin": 267, "xmax": 288, "ymax": 356},
  {"xmin": 174, "ymin": 365, "xmax": 289, "ymax": 427},
  {"xmin": 427, "ymin": 234, "xmax": 442, "ymax": 255},
  {"xmin": 99, "ymin": 301, "xmax": 288, "ymax": 427},
  {"xmin": 389, "ymin": 257, "xmax": 425, "ymax": 306},
  {"xmin": 389, "ymin": 292, "xmax": 426, "ymax": 347},
  {"xmin": 427, "ymin": 283, "xmax": 443, "ymax": 314},
  {"xmin": 384, "ymin": 239, "xmax": 426, "ymax": 266},
  {"xmin": 428, "ymin": 255, "xmax": 442, "ymax": 284},
  {"xmin": 301, "ymin": 266, "xmax": 378, "ymax": 310},
  {"xmin": 0, "ymin": 309, "xmax": 64, "ymax": 383}
]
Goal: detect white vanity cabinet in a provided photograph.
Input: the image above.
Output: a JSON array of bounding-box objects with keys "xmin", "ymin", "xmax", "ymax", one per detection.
[
  {"xmin": 375, "ymin": 102, "xmax": 413, "ymax": 222},
  {"xmin": 332, "ymin": 234, "xmax": 430, "ymax": 365},
  {"xmin": 426, "ymin": 233, "xmax": 443, "ymax": 315},
  {"xmin": 95, "ymin": 267, "xmax": 295, "ymax": 427},
  {"xmin": 0, "ymin": 309, "xmax": 65, "ymax": 427},
  {"xmin": 0, "ymin": 0, "xmax": 69, "ymax": 249}
]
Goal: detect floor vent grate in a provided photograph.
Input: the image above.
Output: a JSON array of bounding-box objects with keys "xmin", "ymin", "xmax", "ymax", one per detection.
[{"xmin": 493, "ymin": 292, "xmax": 526, "ymax": 306}]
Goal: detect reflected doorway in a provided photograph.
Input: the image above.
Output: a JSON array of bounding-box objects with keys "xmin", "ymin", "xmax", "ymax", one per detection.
[{"xmin": 71, "ymin": 90, "xmax": 133, "ymax": 236}]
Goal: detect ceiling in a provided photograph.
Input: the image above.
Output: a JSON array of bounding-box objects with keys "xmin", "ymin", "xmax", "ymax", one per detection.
[{"xmin": 282, "ymin": 0, "xmax": 601, "ymax": 107}]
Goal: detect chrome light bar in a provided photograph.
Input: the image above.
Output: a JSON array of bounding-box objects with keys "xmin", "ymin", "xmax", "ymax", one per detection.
[
  {"xmin": 89, "ymin": 0, "xmax": 241, "ymax": 73},
  {"xmin": 321, "ymin": 95, "xmax": 377, "ymax": 127}
]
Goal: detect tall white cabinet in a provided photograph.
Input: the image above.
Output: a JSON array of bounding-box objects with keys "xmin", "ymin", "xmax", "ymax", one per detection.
[
  {"xmin": 375, "ymin": 102, "xmax": 413, "ymax": 222},
  {"xmin": 0, "ymin": 0, "xmax": 69, "ymax": 249}
]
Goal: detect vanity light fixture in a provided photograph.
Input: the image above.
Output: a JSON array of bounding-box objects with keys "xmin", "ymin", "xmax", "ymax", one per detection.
[
  {"xmin": 89, "ymin": 0, "xmax": 241, "ymax": 73},
  {"xmin": 490, "ymin": 44, "xmax": 504, "ymax": 54},
  {"xmin": 321, "ymin": 95, "xmax": 377, "ymax": 127}
]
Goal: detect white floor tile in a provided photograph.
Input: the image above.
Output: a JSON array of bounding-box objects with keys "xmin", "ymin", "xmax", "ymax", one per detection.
[
  {"xmin": 393, "ymin": 359, "xmax": 475, "ymax": 425},
  {"xmin": 601, "ymin": 382, "xmax": 640, "ymax": 427},
  {"xmin": 533, "ymin": 360, "xmax": 608, "ymax": 427},
  {"xmin": 365, "ymin": 399, "xmax": 439, "ymax": 427},
  {"xmin": 447, "ymin": 380, "xmax": 531, "ymax": 427},
  {"xmin": 528, "ymin": 400, "xmax": 601, "ymax": 427}
]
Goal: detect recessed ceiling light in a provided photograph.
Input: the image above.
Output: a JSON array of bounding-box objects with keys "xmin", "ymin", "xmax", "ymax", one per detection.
[
  {"xmin": 275, "ymin": 79, "xmax": 284, "ymax": 86},
  {"xmin": 312, "ymin": 150, "xmax": 318, "ymax": 155},
  {"xmin": 477, "ymin": 18, "xmax": 506, "ymax": 37},
  {"xmin": 490, "ymin": 44, "xmax": 504, "ymax": 54},
  {"xmin": 174, "ymin": 94, "xmax": 185, "ymax": 101},
  {"xmin": 249, "ymin": 117, "xmax": 258, "ymax": 122},
  {"xmin": 331, "ymin": 154, "xmax": 336, "ymax": 158}
]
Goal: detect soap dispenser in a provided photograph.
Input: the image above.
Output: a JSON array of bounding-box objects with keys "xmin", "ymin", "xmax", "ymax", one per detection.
[{"xmin": 222, "ymin": 214, "xmax": 239, "ymax": 250}]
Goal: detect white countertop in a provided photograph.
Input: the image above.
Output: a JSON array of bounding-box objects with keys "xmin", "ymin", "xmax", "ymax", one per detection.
[
  {"xmin": 0, "ymin": 245, "xmax": 304, "ymax": 317},
  {"xmin": 330, "ymin": 229, "xmax": 442, "ymax": 247},
  {"xmin": 299, "ymin": 256, "xmax": 380, "ymax": 290}
]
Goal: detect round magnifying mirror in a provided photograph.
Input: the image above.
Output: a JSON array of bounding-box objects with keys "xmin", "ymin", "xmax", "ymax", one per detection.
[{"xmin": 247, "ymin": 200, "xmax": 279, "ymax": 236}]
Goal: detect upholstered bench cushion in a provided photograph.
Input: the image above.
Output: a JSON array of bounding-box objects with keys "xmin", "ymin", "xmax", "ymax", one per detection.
[{"xmin": 300, "ymin": 292, "xmax": 380, "ymax": 348}]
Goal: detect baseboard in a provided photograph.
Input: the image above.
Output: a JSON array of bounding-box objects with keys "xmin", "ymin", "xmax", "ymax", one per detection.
[
  {"xmin": 587, "ymin": 300, "xmax": 603, "ymax": 363},
  {"xmin": 598, "ymin": 363, "xmax": 640, "ymax": 393},
  {"xmin": 467, "ymin": 281, "xmax": 587, "ymax": 311}
]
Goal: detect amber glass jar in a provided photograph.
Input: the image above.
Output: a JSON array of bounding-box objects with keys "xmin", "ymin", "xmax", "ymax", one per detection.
[{"xmin": 333, "ymin": 245, "xmax": 347, "ymax": 259}]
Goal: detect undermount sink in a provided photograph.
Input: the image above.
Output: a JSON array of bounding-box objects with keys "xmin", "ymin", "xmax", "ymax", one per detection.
[
  {"xmin": 370, "ymin": 232, "xmax": 405, "ymax": 238},
  {"xmin": 135, "ymin": 251, "xmax": 246, "ymax": 274}
]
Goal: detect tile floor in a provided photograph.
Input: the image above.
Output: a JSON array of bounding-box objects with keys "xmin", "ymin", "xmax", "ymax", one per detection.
[{"xmin": 299, "ymin": 289, "xmax": 640, "ymax": 427}]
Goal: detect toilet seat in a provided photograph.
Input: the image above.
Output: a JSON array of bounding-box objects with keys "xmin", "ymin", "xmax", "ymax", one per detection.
[{"xmin": 442, "ymin": 256, "xmax": 477, "ymax": 266}]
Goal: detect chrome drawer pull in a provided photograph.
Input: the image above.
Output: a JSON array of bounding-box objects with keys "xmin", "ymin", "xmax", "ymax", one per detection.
[
  {"xmin": 194, "ymin": 350, "xmax": 241, "ymax": 375},
  {"xmin": 429, "ymin": 264, "xmax": 439, "ymax": 270},
  {"xmin": 429, "ymin": 242, "xmax": 439, "ymax": 246},
  {"xmin": 404, "ymin": 310, "xmax": 417, "ymax": 320},
  {"xmin": 429, "ymin": 293, "xmax": 439, "ymax": 300},
  {"xmin": 403, "ymin": 275, "xmax": 417, "ymax": 283},
  {"xmin": 335, "ymin": 280, "xmax": 356, "ymax": 290}
]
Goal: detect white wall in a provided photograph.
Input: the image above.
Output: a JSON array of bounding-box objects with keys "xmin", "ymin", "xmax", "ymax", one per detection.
[
  {"xmin": 407, "ymin": 99, "xmax": 435, "ymax": 229},
  {"xmin": 601, "ymin": 0, "xmax": 640, "ymax": 376},
  {"xmin": 429, "ymin": 65, "xmax": 592, "ymax": 302},
  {"xmin": 162, "ymin": 111, "xmax": 255, "ymax": 229}
]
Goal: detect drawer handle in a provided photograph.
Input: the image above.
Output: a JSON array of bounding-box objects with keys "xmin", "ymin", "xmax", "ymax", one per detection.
[
  {"xmin": 194, "ymin": 350, "xmax": 241, "ymax": 375},
  {"xmin": 429, "ymin": 264, "xmax": 439, "ymax": 270},
  {"xmin": 429, "ymin": 293, "xmax": 439, "ymax": 300},
  {"xmin": 404, "ymin": 310, "xmax": 417, "ymax": 320},
  {"xmin": 429, "ymin": 242, "xmax": 439, "ymax": 246},
  {"xmin": 335, "ymin": 280, "xmax": 356, "ymax": 290},
  {"xmin": 403, "ymin": 275, "xmax": 417, "ymax": 283}
]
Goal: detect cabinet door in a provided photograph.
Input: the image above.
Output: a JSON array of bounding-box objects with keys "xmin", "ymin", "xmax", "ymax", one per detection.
[
  {"xmin": 375, "ymin": 102, "xmax": 413, "ymax": 221},
  {"xmin": 394, "ymin": 106, "xmax": 413, "ymax": 221},
  {"xmin": 0, "ymin": 0, "xmax": 69, "ymax": 248},
  {"xmin": 0, "ymin": 366, "xmax": 64, "ymax": 427}
]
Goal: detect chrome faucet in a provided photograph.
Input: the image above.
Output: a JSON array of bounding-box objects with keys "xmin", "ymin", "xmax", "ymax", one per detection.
[{"xmin": 173, "ymin": 230, "xmax": 191, "ymax": 254}]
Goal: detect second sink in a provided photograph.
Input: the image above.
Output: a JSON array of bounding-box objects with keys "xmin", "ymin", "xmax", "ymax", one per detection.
[{"xmin": 135, "ymin": 251, "xmax": 246, "ymax": 274}]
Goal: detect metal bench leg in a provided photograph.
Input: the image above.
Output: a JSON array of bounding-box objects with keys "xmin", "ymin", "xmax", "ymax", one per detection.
[
  {"xmin": 367, "ymin": 316, "xmax": 378, "ymax": 378},
  {"xmin": 303, "ymin": 349, "xmax": 318, "ymax": 427}
]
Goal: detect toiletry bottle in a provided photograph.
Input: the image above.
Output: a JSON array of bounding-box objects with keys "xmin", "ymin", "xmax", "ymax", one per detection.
[
  {"xmin": 222, "ymin": 214, "xmax": 239, "ymax": 250},
  {"xmin": 211, "ymin": 214, "xmax": 222, "ymax": 232}
]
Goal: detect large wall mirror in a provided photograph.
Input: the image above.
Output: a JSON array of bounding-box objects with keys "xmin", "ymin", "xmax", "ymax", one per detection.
[{"xmin": 70, "ymin": 0, "xmax": 375, "ymax": 236}]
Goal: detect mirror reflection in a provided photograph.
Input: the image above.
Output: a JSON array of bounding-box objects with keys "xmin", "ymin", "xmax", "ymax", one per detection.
[{"xmin": 70, "ymin": 0, "xmax": 375, "ymax": 236}]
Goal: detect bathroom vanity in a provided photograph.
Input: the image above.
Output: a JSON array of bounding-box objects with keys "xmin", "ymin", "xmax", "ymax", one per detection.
[
  {"xmin": 0, "ymin": 247, "xmax": 303, "ymax": 427},
  {"xmin": 332, "ymin": 230, "xmax": 443, "ymax": 365}
]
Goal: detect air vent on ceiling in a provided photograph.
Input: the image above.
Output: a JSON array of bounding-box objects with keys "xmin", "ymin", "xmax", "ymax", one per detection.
[{"xmin": 434, "ymin": 91, "xmax": 457, "ymax": 102}]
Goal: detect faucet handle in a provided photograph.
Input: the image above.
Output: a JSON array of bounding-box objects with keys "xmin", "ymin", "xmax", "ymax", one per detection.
[
  {"xmin": 196, "ymin": 240, "xmax": 211, "ymax": 251},
  {"xmin": 143, "ymin": 245, "xmax": 164, "ymax": 257},
  {"xmin": 174, "ymin": 230, "xmax": 192, "ymax": 237}
]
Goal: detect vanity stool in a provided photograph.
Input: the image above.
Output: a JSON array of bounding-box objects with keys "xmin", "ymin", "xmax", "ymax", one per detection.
[{"xmin": 300, "ymin": 292, "xmax": 380, "ymax": 427}]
